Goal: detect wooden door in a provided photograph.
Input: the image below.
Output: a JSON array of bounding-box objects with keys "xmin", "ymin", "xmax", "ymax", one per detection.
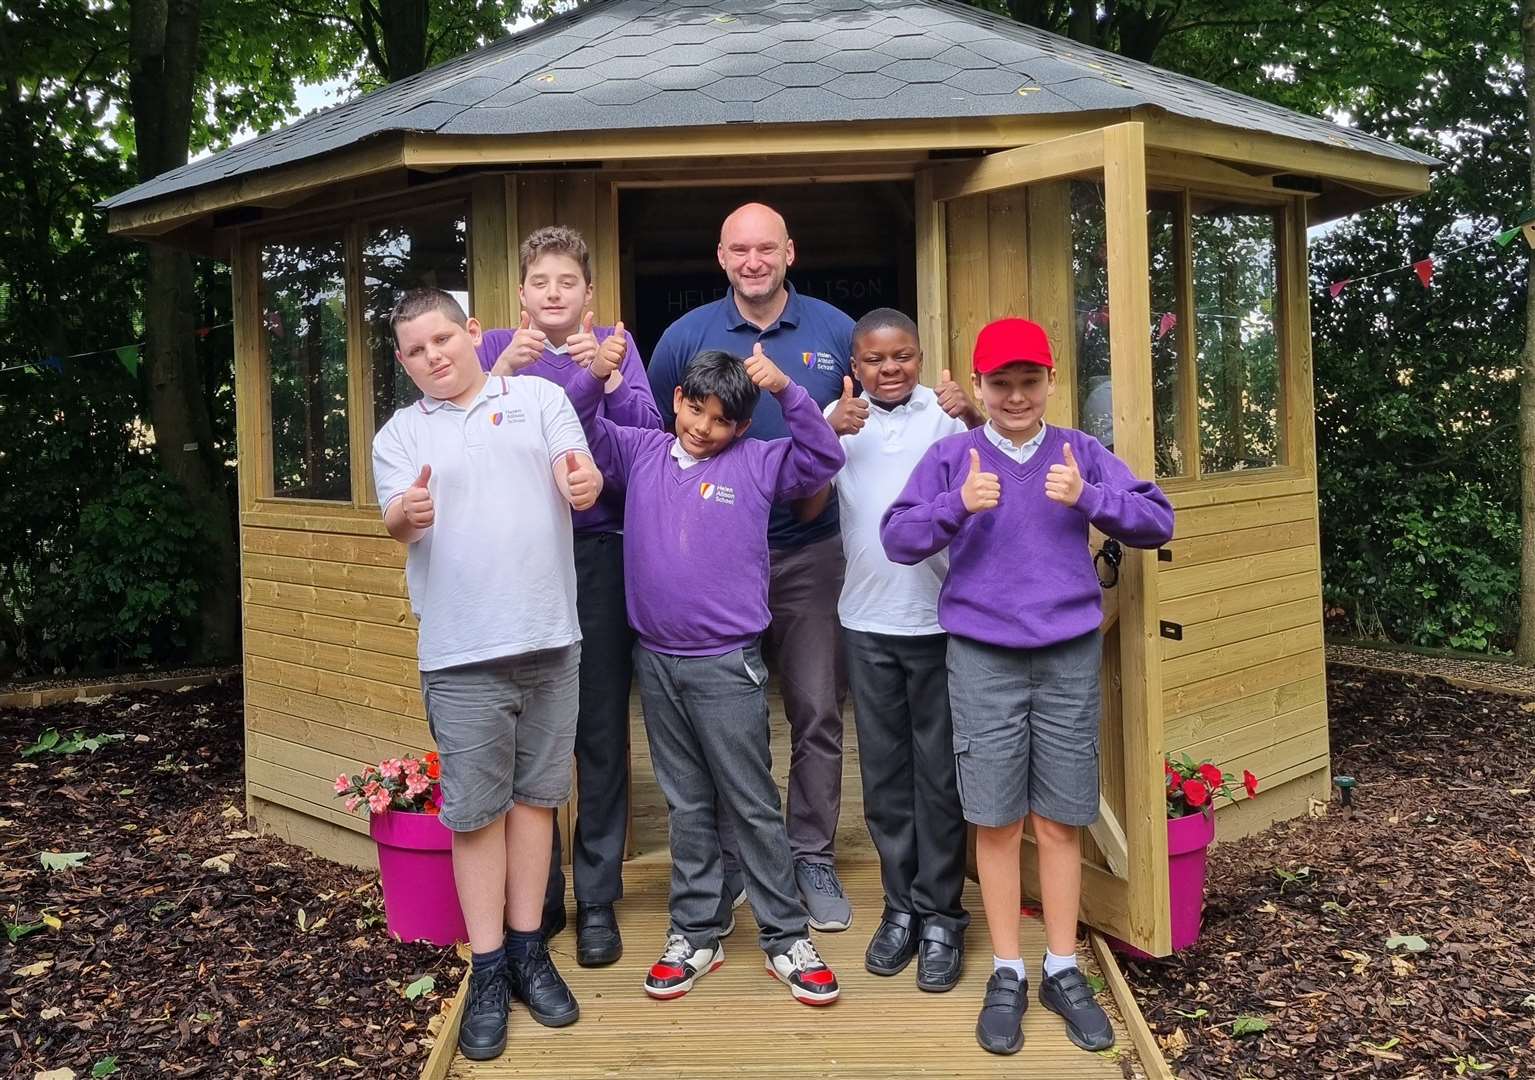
[{"xmin": 918, "ymin": 123, "xmax": 1172, "ymax": 955}]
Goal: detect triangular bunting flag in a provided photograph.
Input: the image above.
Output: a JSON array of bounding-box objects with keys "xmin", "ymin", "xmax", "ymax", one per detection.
[
  {"xmin": 116, "ymin": 345, "xmax": 140, "ymax": 376},
  {"xmin": 1413, "ymin": 258, "xmax": 1433, "ymax": 288},
  {"xmin": 1496, "ymin": 227, "xmax": 1521, "ymax": 247},
  {"xmin": 1155, "ymin": 311, "xmax": 1177, "ymax": 340},
  {"xmin": 43, "ymin": 355, "xmax": 63, "ymax": 373},
  {"xmin": 1329, "ymin": 280, "xmax": 1350, "ymax": 298},
  {"xmin": 196, "ymin": 326, "xmax": 211, "ymax": 339}
]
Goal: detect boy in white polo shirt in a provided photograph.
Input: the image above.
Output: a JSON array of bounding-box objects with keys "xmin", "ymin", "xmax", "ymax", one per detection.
[
  {"xmin": 822, "ymin": 308, "xmax": 982, "ymax": 992},
  {"xmin": 371, "ymin": 288, "xmax": 604, "ymax": 1063}
]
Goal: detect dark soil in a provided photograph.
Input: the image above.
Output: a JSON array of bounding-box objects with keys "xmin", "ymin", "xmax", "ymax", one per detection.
[
  {"xmin": 0, "ymin": 680, "xmax": 464, "ymax": 1079},
  {"xmin": 1124, "ymin": 666, "xmax": 1535, "ymax": 1079}
]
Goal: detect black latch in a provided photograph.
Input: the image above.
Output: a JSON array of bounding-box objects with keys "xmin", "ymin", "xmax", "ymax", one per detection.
[
  {"xmin": 1157, "ymin": 548, "xmax": 1172, "ymax": 562},
  {"xmin": 1159, "ymin": 621, "xmax": 1183, "ymax": 641},
  {"xmin": 1094, "ymin": 538, "xmax": 1123, "ymax": 589}
]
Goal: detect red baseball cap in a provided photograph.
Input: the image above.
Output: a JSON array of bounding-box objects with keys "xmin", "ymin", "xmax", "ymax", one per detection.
[{"xmin": 972, "ymin": 317, "xmax": 1054, "ymax": 374}]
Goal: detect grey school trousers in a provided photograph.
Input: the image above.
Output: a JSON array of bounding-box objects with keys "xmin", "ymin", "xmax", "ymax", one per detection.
[
  {"xmin": 845, "ymin": 629, "xmax": 969, "ymax": 934},
  {"xmin": 633, "ymin": 642, "xmax": 809, "ymax": 956},
  {"xmin": 544, "ymin": 531, "xmax": 632, "ymax": 911}
]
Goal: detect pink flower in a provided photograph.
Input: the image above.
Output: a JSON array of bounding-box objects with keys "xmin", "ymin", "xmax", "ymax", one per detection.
[
  {"xmin": 405, "ymin": 773, "xmax": 430, "ymax": 798},
  {"xmin": 334, "ymin": 773, "xmax": 352, "ymax": 795},
  {"xmin": 379, "ymin": 759, "xmax": 403, "ymax": 780},
  {"xmin": 401, "ymin": 757, "xmax": 421, "ymax": 776},
  {"xmin": 367, "ymin": 791, "xmax": 391, "ymax": 815},
  {"xmin": 344, "ymin": 795, "xmax": 362, "ymax": 813},
  {"xmin": 363, "ymin": 780, "xmax": 382, "ymax": 797}
]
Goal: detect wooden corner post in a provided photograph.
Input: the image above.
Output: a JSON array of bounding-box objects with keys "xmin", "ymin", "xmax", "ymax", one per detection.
[{"xmin": 1103, "ymin": 121, "xmax": 1172, "ymax": 955}]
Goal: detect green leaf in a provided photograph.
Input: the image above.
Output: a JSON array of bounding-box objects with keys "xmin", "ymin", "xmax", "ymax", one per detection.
[
  {"xmin": 4, "ymin": 919, "xmax": 45, "ymax": 943},
  {"xmin": 1232, "ymin": 1016, "xmax": 1270, "ymax": 1036},
  {"xmin": 403, "ymin": 975, "xmax": 435, "ymax": 1000},
  {"xmin": 1172, "ymin": 1007, "xmax": 1210, "ymax": 1020},
  {"xmin": 1385, "ymin": 934, "xmax": 1429, "ymax": 953},
  {"xmin": 91, "ymin": 1056, "xmax": 119, "ymax": 1077},
  {"xmin": 1320, "ymin": 901, "xmax": 1351, "ymax": 919},
  {"xmin": 21, "ymin": 728, "xmax": 61, "ymax": 757},
  {"xmin": 1365, "ymin": 1037, "xmax": 1401, "ymax": 1051},
  {"xmin": 40, "ymin": 851, "xmax": 89, "ymax": 871},
  {"xmin": 1085, "ymin": 972, "xmax": 1106, "ymax": 994}
]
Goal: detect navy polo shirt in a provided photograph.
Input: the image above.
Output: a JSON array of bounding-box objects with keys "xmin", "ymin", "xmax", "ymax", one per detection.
[{"xmin": 648, "ymin": 284, "xmax": 854, "ymax": 549}]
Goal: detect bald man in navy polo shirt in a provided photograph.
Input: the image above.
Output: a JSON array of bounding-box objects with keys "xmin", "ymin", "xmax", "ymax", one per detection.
[{"xmin": 647, "ymin": 203, "xmax": 856, "ymax": 932}]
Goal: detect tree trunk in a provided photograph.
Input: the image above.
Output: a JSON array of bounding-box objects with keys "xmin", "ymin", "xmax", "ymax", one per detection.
[
  {"xmin": 129, "ymin": 0, "xmax": 240, "ymax": 661},
  {"xmin": 1520, "ymin": 0, "xmax": 1535, "ymax": 664}
]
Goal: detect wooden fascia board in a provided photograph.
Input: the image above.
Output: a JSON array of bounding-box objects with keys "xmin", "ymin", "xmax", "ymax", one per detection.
[
  {"xmin": 107, "ymin": 136, "xmax": 408, "ymax": 238},
  {"xmin": 1137, "ymin": 111, "xmax": 1433, "ymax": 198}
]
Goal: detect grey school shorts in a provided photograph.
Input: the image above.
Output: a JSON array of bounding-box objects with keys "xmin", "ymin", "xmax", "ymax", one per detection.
[
  {"xmin": 420, "ymin": 644, "xmax": 580, "ymax": 833},
  {"xmin": 947, "ymin": 631, "xmax": 1101, "ymax": 828}
]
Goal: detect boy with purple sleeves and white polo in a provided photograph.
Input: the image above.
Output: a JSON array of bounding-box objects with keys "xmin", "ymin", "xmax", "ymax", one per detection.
[
  {"xmin": 567, "ymin": 339, "xmax": 847, "ymax": 1007},
  {"xmin": 880, "ymin": 318, "xmax": 1174, "ymax": 1057}
]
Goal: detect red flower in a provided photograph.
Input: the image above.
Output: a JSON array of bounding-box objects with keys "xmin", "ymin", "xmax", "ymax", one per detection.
[
  {"xmin": 1197, "ymin": 763, "xmax": 1224, "ymax": 790},
  {"xmin": 1166, "ymin": 768, "xmax": 1183, "ymax": 795},
  {"xmin": 1181, "ymin": 779, "xmax": 1209, "ymax": 809},
  {"xmin": 424, "ymin": 752, "xmax": 442, "ymax": 781},
  {"xmin": 1243, "ymin": 770, "xmax": 1260, "ymax": 798},
  {"xmin": 423, "ymin": 800, "xmax": 440, "ymax": 816}
]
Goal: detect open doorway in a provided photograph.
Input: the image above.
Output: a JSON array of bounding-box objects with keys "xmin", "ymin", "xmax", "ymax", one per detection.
[{"xmin": 617, "ymin": 181, "xmax": 918, "ymax": 364}]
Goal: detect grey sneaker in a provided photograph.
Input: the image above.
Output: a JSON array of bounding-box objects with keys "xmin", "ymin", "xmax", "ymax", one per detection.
[{"xmin": 794, "ymin": 859, "xmax": 852, "ymax": 931}]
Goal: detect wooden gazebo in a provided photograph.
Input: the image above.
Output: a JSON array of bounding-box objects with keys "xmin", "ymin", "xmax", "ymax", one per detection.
[{"xmin": 105, "ymin": 0, "xmax": 1432, "ymax": 969}]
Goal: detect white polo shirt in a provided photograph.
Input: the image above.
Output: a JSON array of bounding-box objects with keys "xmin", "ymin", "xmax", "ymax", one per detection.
[
  {"xmin": 826, "ymin": 384, "xmax": 968, "ymax": 636},
  {"xmin": 372, "ymin": 375, "xmax": 589, "ymax": 671}
]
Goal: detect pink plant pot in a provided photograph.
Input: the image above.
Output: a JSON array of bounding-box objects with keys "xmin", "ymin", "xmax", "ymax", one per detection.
[
  {"xmin": 1110, "ymin": 807, "xmax": 1216, "ymax": 959},
  {"xmin": 370, "ymin": 809, "xmax": 467, "ymax": 948}
]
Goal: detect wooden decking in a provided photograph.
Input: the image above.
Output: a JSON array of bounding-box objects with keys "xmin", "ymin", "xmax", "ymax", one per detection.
[{"xmin": 446, "ymin": 699, "xmax": 1142, "ymax": 1080}]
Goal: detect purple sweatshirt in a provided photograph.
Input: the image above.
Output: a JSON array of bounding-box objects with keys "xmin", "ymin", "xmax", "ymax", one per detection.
[
  {"xmin": 566, "ymin": 370, "xmax": 844, "ymax": 657},
  {"xmin": 880, "ymin": 425, "xmax": 1174, "ymax": 650},
  {"xmin": 476, "ymin": 326, "xmax": 661, "ymax": 534}
]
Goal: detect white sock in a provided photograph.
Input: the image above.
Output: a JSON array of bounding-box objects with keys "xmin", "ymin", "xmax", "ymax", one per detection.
[
  {"xmin": 1043, "ymin": 949, "xmax": 1078, "ymax": 977},
  {"xmin": 993, "ymin": 955, "xmax": 1027, "ymax": 980}
]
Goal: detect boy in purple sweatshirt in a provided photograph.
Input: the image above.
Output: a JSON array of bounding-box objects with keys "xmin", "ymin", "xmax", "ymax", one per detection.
[
  {"xmin": 475, "ymin": 226, "xmax": 662, "ymax": 967},
  {"xmin": 568, "ymin": 340, "xmax": 846, "ymax": 1007},
  {"xmin": 880, "ymin": 318, "xmax": 1174, "ymax": 1057}
]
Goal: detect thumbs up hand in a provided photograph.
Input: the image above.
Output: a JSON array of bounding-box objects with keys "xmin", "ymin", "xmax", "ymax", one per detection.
[
  {"xmin": 960, "ymin": 447, "xmax": 1001, "ymax": 513},
  {"xmin": 590, "ymin": 320, "xmax": 627, "ymax": 384},
  {"xmin": 827, "ymin": 375, "xmax": 870, "ymax": 436},
  {"xmin": 1045, "ymin": 442, "xmax": 1084, "ymax": 507},
  {"xmin": 743, "ymin": 342, "xmax": 789, "ymax": 393},
  {"xmin": 568, "ymin": 311, "xmax": 599, "ymax": 370},
  {"xmin": 935, "ymin": 367, "xmax": 982, "ymax": 427},
  {"xmin": 402, "ymin": 465, "xmax": 435, "ymax": 529},
  {"xmin": 491, "ymin": 309, "xmax": 546, "ymax": 376},
  {"xmin": 562, "ymin": 449, "xmax": 603, "ymax": 511}
]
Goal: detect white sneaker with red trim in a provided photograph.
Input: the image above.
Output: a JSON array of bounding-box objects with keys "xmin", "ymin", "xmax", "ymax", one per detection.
[
  {"xmin": 766, "ymin": 938, "xmax": 840, "ymax": 1006},
  {"xmin": 643, "ymin": 935, "xmax": 723, "ymax": 1000}
]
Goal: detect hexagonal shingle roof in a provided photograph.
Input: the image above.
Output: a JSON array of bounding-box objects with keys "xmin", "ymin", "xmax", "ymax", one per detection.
[{"xmin": 103, "ymin": 0, "xmax": 1436, "ymax": 211}]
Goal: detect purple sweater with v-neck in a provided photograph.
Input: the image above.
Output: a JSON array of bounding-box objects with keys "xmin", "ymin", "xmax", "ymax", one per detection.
[
  {"xmin": 565, "ymin": 370, "xmax": 844, "ymax": 657},
  {"xmin": 880, "ymin": 425, "xmax": 1174, "ymax": 650}
]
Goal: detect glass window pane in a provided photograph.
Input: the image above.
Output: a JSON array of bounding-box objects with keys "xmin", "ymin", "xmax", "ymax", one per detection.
[
  {"xmin": 365, "ymin": 207, "xmax": 470, "ymax": 434},
  {"xmin": 1147, "ymin": 193, "xmax": 1186, "ymax": 476},
  {"xmin": 1192, "ymin": 203, "xmax": 1283, "ymax": 473},
  {"xmin": 262, "ymin": 234, "xmax": 351, "ymax": 501},
  {"xmin": 1069, "ymin": 181, "xmax": 1112, "ymax": 449}
]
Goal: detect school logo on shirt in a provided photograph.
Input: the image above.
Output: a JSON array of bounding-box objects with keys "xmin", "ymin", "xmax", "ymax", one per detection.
[
  {"xmin": 803, "ymin": 351, "xmax": 839, "ymax": 374},
  {"xmin": 699, "ymin": 481, "xmax": 736, "ymax": 505},
  {"xmin": 489, "ymin": 409, "xmax": 526, "ymax": 426}
]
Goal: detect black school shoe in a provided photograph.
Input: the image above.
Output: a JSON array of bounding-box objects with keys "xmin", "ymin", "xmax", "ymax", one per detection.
[
  {"xmin": 1040, "ymin": 967, "xmax": 1115, "ymax": 1051},
  {"xmin": 915, "ymin": 923, "xmax": 963, "ymax": 992},
  {"xmin": 506, "ymin": 939, "xmax": 580, "ymax": 1027},
  {"xmin": 864, "ymin": 908, "xmax": 917, "ymax": 975},
  {"xmin": 975, "ymin": 968, "xmax": 1028, "ymax": 1055},
  {"xmin": 576, "ymin": 903, "xmax": 622, "ymax": 967},
  {"xmin": 459, "ymin": 965, "xmax": 510, "ymax": 1061}
]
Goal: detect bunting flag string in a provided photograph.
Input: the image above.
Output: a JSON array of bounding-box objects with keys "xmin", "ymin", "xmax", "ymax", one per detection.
[
  {"xmin": 1326, "ymin": 214, "xmax": 1533, "ymax": 299},
  {"xmin": 0, "ymin": 322, "xmax": 231, "ymax": 377}
]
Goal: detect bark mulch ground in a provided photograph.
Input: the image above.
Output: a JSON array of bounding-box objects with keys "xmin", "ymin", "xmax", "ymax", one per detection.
[
  {"xmin": 0, "ymin": 679, "xmax": 465, "ymax": 1080},
  {"xmin": 1123, "ymin": 665, "xmax": 1535, "ymax": 1079}
]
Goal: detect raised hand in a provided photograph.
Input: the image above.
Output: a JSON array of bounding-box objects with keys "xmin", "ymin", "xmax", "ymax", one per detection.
[
  {"xmin": 743, "ymin": 342, "xmax": 789, "ymax": 394},
  {"xmin": 490, "ymin": 309, "xmax": 546, "ymax": 375},
  {"xmin": 402, "ymin": 465, "xmax": 435, "ymax": 529},
  {"xmin": 591, "ymin": 320, "xmax": 627, "ymax": 383},
  {"xmin": 567, "ymin": 310, "xmax": 599, "ymax": 369},
  {"xmin": 563, "ymin": 450, "xmax": 602, "ymax": 511},
  {"xmin": 827, "ymin": 376, "xmax": 869, "ymax": 436},
  {"xmin": 935, "ymin": 367, "xmax": 981, "ymax": 426},
  {"xmin": 1044, "ymin": 442, "xmax": 1084, "ymax": 507},
  {"xmin": 960, "ymin": 448, "xmax": 1000, "ymax": 513}
]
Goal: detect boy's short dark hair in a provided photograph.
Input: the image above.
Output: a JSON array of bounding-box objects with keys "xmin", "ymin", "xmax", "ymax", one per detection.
[
  {"xmin": 390, "ymin": 288, "xmax": 468, "ymax": 340},
  {"xmin": 679, "ymin": 350, "xmax": 759, "ymax": 424},
  {"xmin": 852, "ymin": 307, "xmax": 919, "ymax": 348},
  {"xmin": 520, "ymin": 226, "xmax": 592, "ymax": 283}
]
